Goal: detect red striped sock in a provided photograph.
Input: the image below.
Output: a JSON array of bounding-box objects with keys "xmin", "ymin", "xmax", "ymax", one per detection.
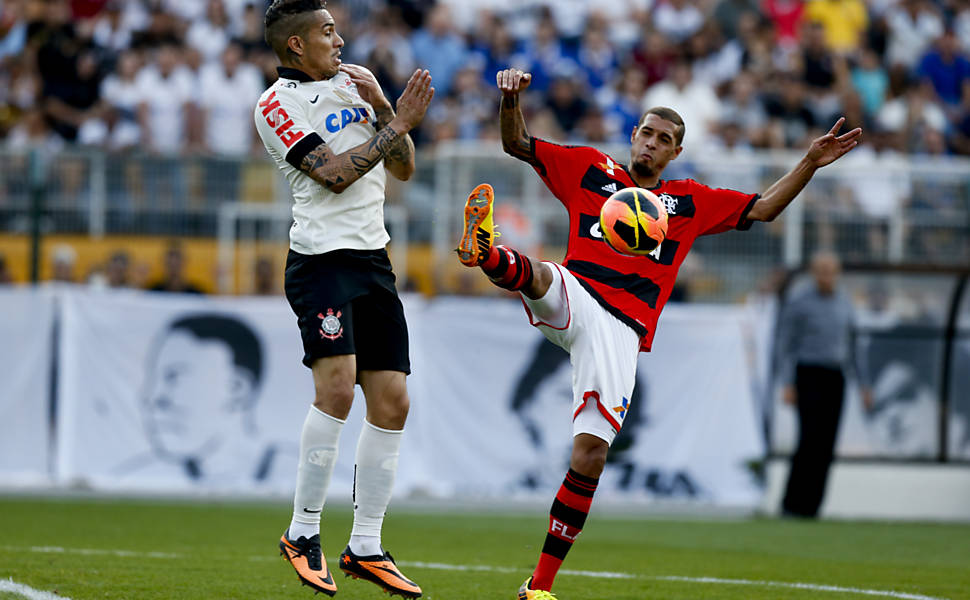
[
  {"xmin": 481, "ymin": 245, "xmax": 533, "ymax": 291},
  {"xmin": 531, "ymin": 469, "xmax": 598, "ymax": 591}
]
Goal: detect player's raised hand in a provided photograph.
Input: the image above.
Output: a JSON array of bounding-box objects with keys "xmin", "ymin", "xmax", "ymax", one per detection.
[
  {"xmin": 393, "ymin": 69, "xmax": 434, "ymax": 131},
  {"xmin": 496, "ymin": 69, "xmax": 532, "ymax": 96},
  {"xmin": 805, "ymin": 117, "xmax": 862, "ymax": 168},
  {"xmin": 339, "ymin": 63, "xmax": 386, "ymax": 107}
]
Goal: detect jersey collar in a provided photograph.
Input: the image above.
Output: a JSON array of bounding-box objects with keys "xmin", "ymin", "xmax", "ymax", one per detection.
[
  {"xmin": 620, "ymin": 163, "xmax": 664, "ymax": 190},
  {"xmin": 276, "ymin": 66, "xmax": 315, "ymax": 82}
]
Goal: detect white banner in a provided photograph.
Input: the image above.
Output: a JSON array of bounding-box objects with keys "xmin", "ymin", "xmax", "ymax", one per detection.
[
  {"xmin": 0, "ymin": 287, "xmax": 55, "ymax": 485},
  {"xmin": 44, "ymin": 289, "xmax": 765, "ymax": 505}
]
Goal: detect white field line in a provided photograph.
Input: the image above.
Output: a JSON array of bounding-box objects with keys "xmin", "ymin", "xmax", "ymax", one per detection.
[
  {"xmin": 0, "ymin": 578, "xmax": 72, "ymax": 600},
  {"xmin": 399, "ymin": 562, "xmax": 950, "ymax": 600},
  {"xmin": 0, "ymin": 546, "xmax": 951, "ymax": 600}
]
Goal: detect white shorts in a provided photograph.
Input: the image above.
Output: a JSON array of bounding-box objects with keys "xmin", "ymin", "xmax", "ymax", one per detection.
[{"xmin": 520, "ymin": 262, "xmax": 641, "ymax": 445}]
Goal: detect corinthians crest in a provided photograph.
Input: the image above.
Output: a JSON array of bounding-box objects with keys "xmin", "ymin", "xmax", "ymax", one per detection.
[{"xmin": 318, "ymin": 308, "xmax": 343, "ymax": 341}]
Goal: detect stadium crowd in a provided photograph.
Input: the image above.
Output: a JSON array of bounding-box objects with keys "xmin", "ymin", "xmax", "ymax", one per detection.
[
  {"xmin": 0, "ymin": 0, "xmax": 968, "ymax": 289},
  {"xmin": 0, "ymin": 0, "xmax": 969, "ymax": 157}
]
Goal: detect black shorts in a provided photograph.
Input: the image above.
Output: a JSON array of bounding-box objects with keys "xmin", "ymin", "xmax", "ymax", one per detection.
[{"xmin": 284, "ymin": 248, "xmax": 410, "ymax": 374}]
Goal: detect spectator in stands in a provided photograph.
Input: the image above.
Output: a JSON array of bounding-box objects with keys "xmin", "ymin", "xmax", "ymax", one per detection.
[
  {"xmin": 957, "ymin": 2, "xmax": 970, "ymax": 55},
  {"xmin": 33, "ymin": 1, "xmax": 104, "ymax": 143},
  {"xmin": 352, "ymin": 7, "xmax": 416, "ymax": 102},
  {"xmin": 876, "ymin": 79, "xmax": 947, "ymax": 151},
  {"xmin": 136, "ymin": 39, "xmax": 195, "ymax": 209},
  {"xmin": 737, "ymin": 12, "xmax": 781, "ymax": 81},
  {"xmin": 916, "ymin": 28, "xmax": 970, "ymax": 111},
  {"xmin": 91, "ymin": 0, "xmax": 132, "ymax": 55},
  {"xmin": 776, "ymin": 250, "xmax": 872, "ymax": 519},
  {"xmin": 236, "ymin": 1, "xmax": 268, "ymax": 54},
  {"xmin": 762, "ymin": 0, "xmax": 805, "ymax": 49},
  {"xmin": 885, "ymin": 0, "xmax": 944, "ymax": 69},
  {"xmin": 136, "ymin": 39, "xmax": 196, "ymax": 154},
  {"xmin": 764, "ymin": 73, "xmax": 817, "ymax": 148},
  {"xmin": 804, "ymin": 0, "xmax": 869, "ymax": 55},
  {"xmin": 186, "ymin": 0, "xmax": 231, "ymax": 65},
  {"xmin": 653, "ymin": 0, "xmax": 704, "ymax": 43},
  {"xmin": 0, "ymin": 252, "xmax": 13, "ymax": 284},
  {"xmin": 0, "ymin": 0, "xmax": 27, "ymax": 60},
  {"xmin": 446, "ymin": 63, "xmax": 493, "ymax": 141},
  {"xmin": 545, "ymin": 66, "xmax": 591, "ymax": 139},
  {"xmin": 630, "ymin": 28, "xmax": 676, "ymax": 88},
  {"xmin": 515, "ymin": 8, "xmax": 571, "ymax": 94},
  {"xmin": 5, "ymin": 106, "xmax": 65, "ymax": 152},
  {"xmin": 104, "ymin": 249, "xmax": 132, "ymax": 287},
  {"xmin": 599, "ymin": 65, "xmax": 648, "ymax": 144},
  {"xmin": 720, "ymin": 69, "xmax": 769, "ymax": 145},
  {"xmin": 148, "ymin": 241, "xmax": 204, "ymax": 294},
  {"xmin": 252, "ymin": 255, "xmax": 277, "ymax": 296},
  {"xmin": 575, "ymin": 106, "xmax": 613, "ymax": 144},
  {"xmin": 198, "ymin": 40, "xmax": 262, "ymax": 202},
  {"xmin": 90, "ymin": 48, "xmax": 141, "ymax": 150},
  {"xmin": 642, "ymin": 57, "xmax": 721, "ymax": 153},
  {"xmin": 851, "ymin": 46, "xmax": 890, "ymax": 117},
  {"xmin": 712, "ymin": 0, "xmax": 760, "ymax": 41},
  {"xmin": 949, "ymin": 82, "xmax": 970, "ymax": 154},
  {"xmin": 575, "ymin": 15, "xmax": 618, "ymax": 91},
  {"xmin": 469, "ymin": 15, "xmax": 521, "ymax": 88},
  {"xmin": 410, "ymin": 3, "xmax": 467, "ymax": 96},
  {"xmin": 688, "ymin": 22, "xmax": 744, "ymax": 88},
  {"xmin": 50, "ymin": 244, "xmax": 77, "ymax": 282}
]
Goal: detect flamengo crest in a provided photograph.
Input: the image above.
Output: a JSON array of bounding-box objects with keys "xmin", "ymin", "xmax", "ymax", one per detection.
[
  {"xmin": 318, "ymin": 308, "xmax": 343, "ymax": 340},
  {"xmin": 658, "ymin": 192, "xmax": 678, "ymax": 215}
]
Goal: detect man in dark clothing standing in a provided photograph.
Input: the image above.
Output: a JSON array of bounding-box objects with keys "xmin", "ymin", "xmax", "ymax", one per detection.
[{"xmin": 777, "ymin": 251, "xmax": 873, "ymax": 518}]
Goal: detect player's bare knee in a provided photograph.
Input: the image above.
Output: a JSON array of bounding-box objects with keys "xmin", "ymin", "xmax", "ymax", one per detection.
[
  {"xmin": 312, "ymin": 378, "xmax": 355, "ymax": 418},
  {"xmin": 369, "ymin": 389, "xmax": 409, "ymax": 430},
  {"xmin": 570, "ymin": 436, "xmax": 609, "ymax": 478},
  {"xmin": 524, "ymin": 261, "xmax": 553, "ymax": 300}
]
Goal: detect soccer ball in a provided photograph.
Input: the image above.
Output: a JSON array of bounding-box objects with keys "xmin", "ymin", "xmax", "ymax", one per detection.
[{"xmin": 599, "ymin": 187, "xmax": 668, "ymax": 256}]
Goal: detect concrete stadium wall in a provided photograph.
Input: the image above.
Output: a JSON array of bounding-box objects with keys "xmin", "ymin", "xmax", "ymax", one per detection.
[{"xmin": 763, "ymin": 458, "xmax": 970, "ymax": 521}]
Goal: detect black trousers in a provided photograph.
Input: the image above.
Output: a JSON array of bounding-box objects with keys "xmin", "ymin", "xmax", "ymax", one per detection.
[{"xmin": 782, "ymin": 364, "xmax": 845, "ymax": 518}]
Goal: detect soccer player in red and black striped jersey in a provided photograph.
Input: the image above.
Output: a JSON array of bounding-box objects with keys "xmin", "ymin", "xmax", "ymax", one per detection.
[{"xmin": 457, "ymin": 68, "xmax": 862, "ymax": 600}]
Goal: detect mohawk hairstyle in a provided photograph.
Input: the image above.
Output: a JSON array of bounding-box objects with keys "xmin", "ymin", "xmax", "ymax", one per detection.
[{"xmin": 264, "ymin": 0, "xmax": 328, "ymax": 59}]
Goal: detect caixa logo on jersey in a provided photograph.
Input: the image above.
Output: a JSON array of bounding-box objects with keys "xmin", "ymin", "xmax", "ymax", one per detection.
[
  {"xmin": 325, "ymin": 107, "xmax": 372, "ymax": 133},
  {"xmin": 578, "ymin": 213, "xmax": 679, "ymax": 265}
]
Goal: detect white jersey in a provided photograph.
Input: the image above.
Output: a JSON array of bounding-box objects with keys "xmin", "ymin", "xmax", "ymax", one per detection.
[{"xmin": 254, "ymin": 68, "xmax": 389, "ymax": 255}]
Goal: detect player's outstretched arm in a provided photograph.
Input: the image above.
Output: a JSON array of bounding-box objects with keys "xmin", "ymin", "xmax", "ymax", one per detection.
[
  {"xmin": 497, "ymin": 69, "xmax": 537, "ymax": 164},
  {"xmin": 747, "ymin": 118, "xmax": 862, "ymax": 222},
  {"xmin": 341, "ymin": 64, "xmax": 420, "ymax": 181},
  {"xmin": 299, "ymin": 69, "xmax": 433, "ymax": 193}
]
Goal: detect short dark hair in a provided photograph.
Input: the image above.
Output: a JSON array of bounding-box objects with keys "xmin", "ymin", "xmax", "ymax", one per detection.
[
  {"xmin": 168, "ymin": 314, "xmax": 264, "ymax": 389},
  {"xmin": 264, "ymin": 0, "xmax": 327, "ymax": 59},
  {"xmin": 639, "ymin": 107, "xmax": 686, "ymax": 146}
]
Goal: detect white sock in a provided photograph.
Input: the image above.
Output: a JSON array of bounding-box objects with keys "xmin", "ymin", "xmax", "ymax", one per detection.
[
  {"xmin": 288, "ymin": 406, "xmax": 345, "ymax": 540},
  {"xmin": 349, "ymin": 420, "xmax": 402, "ymax": 556}
]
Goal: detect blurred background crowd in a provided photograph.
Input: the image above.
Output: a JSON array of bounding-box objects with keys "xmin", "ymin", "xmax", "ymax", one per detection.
[
  {"xmin": 0, "ymin": 0, "xmax": 968, "ymax": 294},
  {"xmin": 1, "ymin": 0, "xmax": 970, "ymax": 156}
]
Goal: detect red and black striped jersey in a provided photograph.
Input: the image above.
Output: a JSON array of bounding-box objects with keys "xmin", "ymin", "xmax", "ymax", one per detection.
[{"xmin": 529, "ymin": 137, "xmax": 759, "ymax": 352}]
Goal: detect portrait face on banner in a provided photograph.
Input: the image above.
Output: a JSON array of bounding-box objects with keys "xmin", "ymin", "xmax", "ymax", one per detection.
[{"xmin": 141, "ymin": 314, "xmax": 263, "ymax": 466}]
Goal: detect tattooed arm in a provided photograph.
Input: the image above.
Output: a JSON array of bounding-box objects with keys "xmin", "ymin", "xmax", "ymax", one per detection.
[
  {"xmin": 298, "ymin": 124, "xmax": 406, "ymax": 193},
  {"xmin": 372, "ymin": 101, "xmax": 416, "ymax": 181},
  {"xmin": 496, "ymin": 69, "xmax": 537, "ymax": 165},
  {"xmin": 299, "ymin": 68, "xmax": 433, "ymax": 194}
]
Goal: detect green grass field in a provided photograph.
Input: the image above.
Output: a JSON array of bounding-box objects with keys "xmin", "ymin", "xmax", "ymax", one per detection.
[{"xmin": 1, "ymin": 496, "xmax": 968, "ymax": 600}]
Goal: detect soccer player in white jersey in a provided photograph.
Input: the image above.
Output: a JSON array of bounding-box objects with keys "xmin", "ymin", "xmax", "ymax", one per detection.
[{"xmin": 254, "ymin": 1, "xmax": 433, "ymax": 597}]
